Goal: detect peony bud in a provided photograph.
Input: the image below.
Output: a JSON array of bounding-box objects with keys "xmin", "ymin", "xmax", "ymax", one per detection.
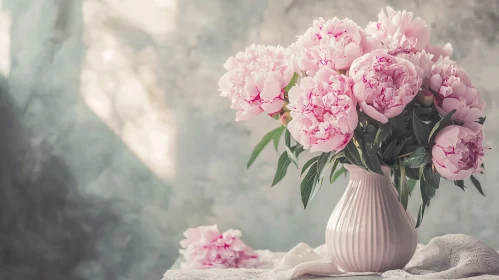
[
  {"xmin": 418, "ymin": 90, "xmax": 434, "ymax": 107},
  {"xmin": 279, "ymin": 111, "xmax": 292, "ymax": 126}
]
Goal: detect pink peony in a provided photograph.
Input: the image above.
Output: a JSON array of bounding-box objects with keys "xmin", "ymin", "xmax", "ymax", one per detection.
[
  {"xmin": 429, "ymin": 59, "xmax": 485, "ymax": 122},
  {"xmin": 398, "ymin": 50, "xmax": 434, "ymax": 80},
  {"xmin": 432, "ymin": 123, "xmax": 485, "ymax": 180},
  {"xmin": 366, "ymin": 6, "xmax": 430, "ymax": 52},
  {"xmin": 179, "ymin": 225, "xmax": 259, "ymax": 269},
  {"xmin": 291, "ymin": 17, "xmax": 377, "ymax": 76},
  {"xmin": 218, "ymin": 45, "xmax": 294, "ymax": 121},
  {"xmin": 349, "ymin": 50, "xmax": 421, "ymax": 124},
  {"xmin": 287, "ymin": 67, "xmax": 357, "ymax": 152},
  {"xmin": 425, "ymin": 42, "xmax": 453, "ymax": 62}
]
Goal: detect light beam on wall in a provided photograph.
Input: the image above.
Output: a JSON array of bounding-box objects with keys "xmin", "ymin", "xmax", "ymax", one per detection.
[
  {"xmin": 0, "ymin": 0, "xmax": 11, "ymax": 77},
  {"xmin": 81, "ymin": 0, "xmax": 178, "ymax": 180}
]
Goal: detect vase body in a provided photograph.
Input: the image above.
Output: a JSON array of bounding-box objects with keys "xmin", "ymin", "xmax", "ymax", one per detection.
[{"xmin": 325, "ymin": 164, "xmax": 417, "ymax": 272}]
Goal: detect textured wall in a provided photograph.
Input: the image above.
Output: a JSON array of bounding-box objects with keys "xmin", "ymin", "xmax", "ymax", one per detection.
[{"xmin": 1, "ymin": 0, "xmax": 499, "ymax": 279}]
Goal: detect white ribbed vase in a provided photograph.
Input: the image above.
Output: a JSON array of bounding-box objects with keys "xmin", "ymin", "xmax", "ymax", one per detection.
[{"xmin": 325, "ymin": 164, "xmax": 417, "ymax": 272}]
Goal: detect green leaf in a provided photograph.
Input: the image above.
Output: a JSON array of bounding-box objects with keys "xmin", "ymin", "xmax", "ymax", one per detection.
[
  {"xmin": 301, "ymin": 162, "xmax": 319, "ymax": 209},
  {"xmin": 375, "ymin": 125, "xmax": 391, "ymax": 146},
  {"xmin": 301, "ymin": 156, "xmax": 319, "ymax": 175},
  {"xmin": 454, "ymin": 180, "xmax": 465, "ymax": 191},
  {"xmin": 408, "ymin": 179, "xmax": 417, "ymax": 194},
  {"xmin": 344, "ymin": 140, "xmax": 364, "ymax": 167},
  {"xmin": 389, "ymin": 115, "xmax": 406, "ymax": 132},
  {"xmin": 331, "ymin": 166, "xmax": 347, "ymax": 183},
  {"xmin": 284, "ymin": 72, "xmax": 299, "ymax": 93},
  {"xmin": 272, "ymin": 151, "xmax": 292, "ymax": 186},
  {"xmin": 329, "ymin": 158, "xmax": 341, "ymax": 183},
  {"xmin": 416, "ymin": 204, "xmax": 426, "ymax": 228},
  {"xmin": 364, "ymin": 124, "xmax": 377, "ymax": 143},
  {"xmin": 363, "ymin": 141, "xmax": 384, "ymax": 175},
  {"xmin": 393, "ymin": 167, "xmax": 401, "ymax": 193},
  {"xmin": 382, "ymin": 138, "xmax": 409, "ymax": 162},
  {"xmin": 286, "ymin": 146, "xmax": 299, "ymax": 168},
  {"xmin": 401, "ymin": 144, "xmax": 420, "ymax": 155},
  {"xmin": 477, "ymin": 116, "xmax": 486, "ymax": 125},
  {"xmin": 420, "ymin": 164, "xmax": 440, "ymax": 201},
  {"xmin": 470, "ymin": 175, "xmax": 485, "ymax": 196},
  {"xmin": 416, "ymin": 163, "xmax": 439, "ymax": 228},
  {"xmin": 413, "ymin": 111, "xmax": 430, "ymax": 146},
  {"xmin": 316, "ymin": 152, "xmax": 330, "ymax": 170},
  {"xmin": 272, "ymin": 146, "xmax": 304, "ymax": 186},
  {"xmin": 294, "ymin": 145, "xmax": 305, "ymax": 157},
  {"xmin": 247, "ymin": 126, "xmax": 286, "ymax": 168},
  {"xmin": 285, "ymin": 129, "xmax": 291, "ymax": 148},
  {"xmin": 415, "ymin": 106, "xmax": 437, "ymax": 121},
  {"xmin": 284, "ymin": 130, "xmax": 298, "ymax": 168},
  {"xmin": 399, "ymin": 161, "xmax": 409, "ymax": 210},
  {"xmin": 382, "ymin": 141, "xmax": 399, "ymax": 162},
  {"xmin": 405, "ymin": 146, "xmax": 429, "ymax": 168},
  {"xmin": 272, "ymin": 126, "xmax": 285, "ymax": 151},
  {"xmin": 315, "ymin": 152, "xmax": 332, "ymax": 184},
  {"xmin": 406, "ymin": 167, "xmax": 420, "ymax": 180},
  {"xmin": 429, "ymin": 109, "xmax": 457, "ymax": 144},
  {"xmin": 272, "ymin": 114, "xmax": 279, "ymax": 120}
]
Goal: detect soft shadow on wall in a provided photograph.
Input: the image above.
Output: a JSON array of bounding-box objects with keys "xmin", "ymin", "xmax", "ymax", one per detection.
[
  {"xmin": 0, "ymin": 75, "xmax": 123, "ymax": 280},
  {"xmin": 0, "ymin": 0, "xmax": 175, "ymax": 279}
]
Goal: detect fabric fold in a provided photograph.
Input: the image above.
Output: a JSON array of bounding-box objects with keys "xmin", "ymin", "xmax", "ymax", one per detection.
[{"xmin": 163, "ymin": 234, "xmax": 499, "ymax": 280}]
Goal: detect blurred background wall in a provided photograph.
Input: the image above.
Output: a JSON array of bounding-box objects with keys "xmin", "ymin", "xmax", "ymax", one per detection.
[{"xmin": 0, "ymin": 0, "xmax": 498, "ymax": 279}]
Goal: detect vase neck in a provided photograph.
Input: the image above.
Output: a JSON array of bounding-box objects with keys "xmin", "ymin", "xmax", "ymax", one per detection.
[{"xmin": 344, "ymin": 164, "xmax": 391, "ymax": 183}]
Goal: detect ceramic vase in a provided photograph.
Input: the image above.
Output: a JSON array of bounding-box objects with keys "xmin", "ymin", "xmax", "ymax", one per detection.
[{"xmin": 325, "ymin": 164, "xmax": 417, "ymax": 272}]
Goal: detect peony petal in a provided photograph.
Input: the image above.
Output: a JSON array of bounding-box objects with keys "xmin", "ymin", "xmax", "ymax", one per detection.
[
  {"xmin": 451, "ymin": 169, "xmax": 474, "ymax": 181},
  {"xmin": 463, "ymin": 122, "xmax": 484, "ymax": 134},
  {"xmin": 346, "ymin": 106, "xmax": 359, "ymax": 131},
  {"xmin": 432, "ymin": 146, "xmax": 447, "ymax": 161},
  {"xmin": 383, "ymin": 104, "xmax": 404, "ymax": 119},
  {"xmin": 434, "ymin": 163, "xmax": 460, "ymax": 180},
  {"xmin": 235, "ymin": 106, "xmax": 263, "ymax": 121},
  {"xmin": 315, "ymin": 67, "xmax": 336, "ymax": 82},
  {"xmin": 360, "ymin": 102, "xmax": 389, "ymax": 124},
  {"xmin": 261, "ymin": 99, "xmax": 284, "ymax": 114},
  {"xmin": 434, "ymin": 125, "xmax": 460, "ymax": 147},
  {"xmin": 464, "ymin": 107, "xmax": 482, "ymax": 122},
  {"xmin": 430, "ymin": 74, "xmax": 443, "ymax": 92},
  {"xmin": 260, "ymin": 77, "xmax": 282, "ymax": 101},
  {"xmin": 441, "ymin": 98, "xmax": 464, "ymax": 117},
  {"xmin": 311, "ymin": 134, "xmax": 345, "ymax": 153},
  {"xmin": 352, "ymin": 83, "xmax": 367, "ymax": 101},
  {"xmin": 300, "ymin": 76, "xmax": 316, "ymax": 90},
  {"xmin": 288, "ymin": 85, "xmax": 302, "ymax": 104}
]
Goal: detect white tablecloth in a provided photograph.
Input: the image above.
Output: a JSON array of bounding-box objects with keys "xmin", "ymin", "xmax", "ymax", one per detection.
[{"xmin": 164, "ymin": 234, "xmax": 499, "ymax": 280}]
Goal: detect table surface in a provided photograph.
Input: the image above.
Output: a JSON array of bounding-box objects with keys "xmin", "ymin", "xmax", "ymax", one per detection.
[{"xmin": 169, "ymin": 257, "xmax": 383, "ymax": 279}]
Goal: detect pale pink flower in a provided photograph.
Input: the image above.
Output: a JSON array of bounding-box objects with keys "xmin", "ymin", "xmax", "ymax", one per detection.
[
  {"xmin": 366, "ymin": 6, "xmax": 430, "ymax": 52},
  {"xmin": 291, "ymin": 17, "xmax": 377, "ymax": 76},
  {"xmin": 180, "ymin": 225, "xmax": 259, "ymax": 269},
  {"xmin": 287, "ymin": 67, "xmax": 358, "ymax": 152},
  {"xmin": 429, "ymin": 59, "xmax": 485, "ymax": 122},
  {"xmin": 384, "ymin": 29, "xmax": 417, "ymax": 55},
  {"xmin": 349, "ymin": 50, "xmax": 421, "ymax": 124},
  {"xmin": 432, "ymin": 123, "xmax": 485, "ymax": 180},
  {"xmin": 398, "ymin": 50, "xmax": 434, "ymax": 80},
  {"xmin": 425, "ymin": 42, "xmax": 453, "ymax": 62},
  {"xmin": 218, "ymin": 45, "xmax": 294, "ymax": 121}
]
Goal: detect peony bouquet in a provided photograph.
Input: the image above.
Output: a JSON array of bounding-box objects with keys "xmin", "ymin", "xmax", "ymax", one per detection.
[{"xmin": 218, "ymin": 7, "xmax": 487, "ymax": 227}]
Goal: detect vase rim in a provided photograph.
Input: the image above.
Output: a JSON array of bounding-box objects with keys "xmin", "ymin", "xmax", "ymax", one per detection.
[{"xmin": 343, "ymin": 163, "xmax": 391, "ymax": 175}]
